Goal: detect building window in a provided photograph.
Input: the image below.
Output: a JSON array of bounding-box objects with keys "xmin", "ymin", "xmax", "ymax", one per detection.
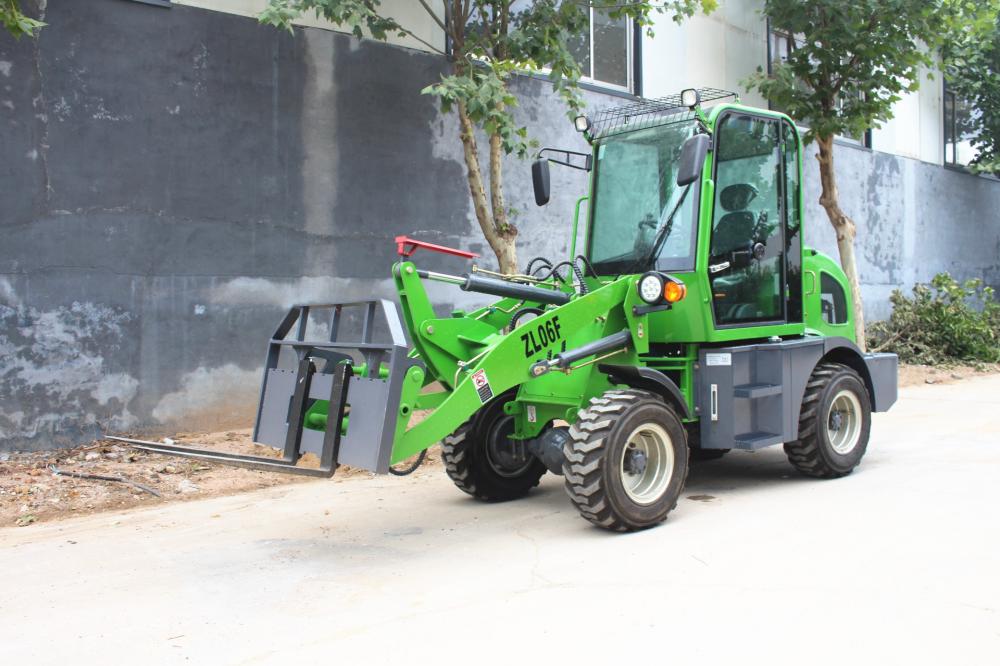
[
  {"xmin": 944, "ymin": 83, "xmax": 980, "ymax": 168},
  {"xmin": 765, "ymin": 20, "xmax": 871, "ymax": 149},
  {"xmin": 567, "ymin": 8, "xmax": 633, "ymax": 91}
]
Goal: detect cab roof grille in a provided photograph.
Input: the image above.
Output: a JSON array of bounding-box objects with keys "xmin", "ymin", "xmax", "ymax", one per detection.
[{"xmin": 590, "ymin": 88, "xmax": 737, "ymax": 139}]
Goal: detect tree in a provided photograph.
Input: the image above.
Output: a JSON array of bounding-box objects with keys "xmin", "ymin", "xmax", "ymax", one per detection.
[
  {"xmin": 745, "ymin": 1, "xmax": 946, "ymax": 350},
  {"xmin": 942, "ymin": 0, "xmax": 1000, "ymax": 175},
  {"xmin": 1, "ymin": 0, "xmax": 44, "ymax": 39},
  {"xmin": 261, "ymin": 0, "xmax": 714, "ymax": 274}
]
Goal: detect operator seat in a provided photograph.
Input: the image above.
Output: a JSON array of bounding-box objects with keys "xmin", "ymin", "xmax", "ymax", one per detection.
[{"xmin": 711, "ymin": 183, "xmax": 758, "ymax": 255}]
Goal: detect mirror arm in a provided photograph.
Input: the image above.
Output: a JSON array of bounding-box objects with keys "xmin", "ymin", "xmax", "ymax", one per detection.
[{"xmin": 536, "ymin": 148, "xmax": 593, "ymax": 172}]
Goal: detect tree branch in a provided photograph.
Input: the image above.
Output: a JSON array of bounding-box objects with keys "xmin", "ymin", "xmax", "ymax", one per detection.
[{"xmin": 416, "ymin": 0, "xmax": 447, "ymax": 33}]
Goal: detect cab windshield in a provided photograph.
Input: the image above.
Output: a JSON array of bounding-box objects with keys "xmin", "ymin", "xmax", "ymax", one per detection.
[{"xmin": 588, "ymin": 120, "xmax": 699, "ymax": 275}]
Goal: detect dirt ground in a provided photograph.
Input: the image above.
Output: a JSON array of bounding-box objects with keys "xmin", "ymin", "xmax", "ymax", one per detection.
[
  {"xmin": 0, "ymin": 429, "xmax": 439, "ymax": 528},
  {"xmin": 2, "ymin": 362, "xmax": 996, "ymax": 528}
]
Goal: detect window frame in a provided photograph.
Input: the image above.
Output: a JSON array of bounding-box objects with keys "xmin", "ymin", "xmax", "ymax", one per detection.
[
  {"xmin": 573, "ymin": 8, "xmax": 635, "ymax": 94},
  {"xmin": 942, "ymin": 79, "xmax": 983, "ymax": 171}
]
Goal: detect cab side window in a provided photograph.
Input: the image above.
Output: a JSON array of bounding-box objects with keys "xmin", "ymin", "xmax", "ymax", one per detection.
[
  {"xmin": 710, "ymin": 114, "xmax": 784, "ymax": 325},
  {"xmin": 820, "ymin": 272, "xmax": 848, "ymax": 325}
]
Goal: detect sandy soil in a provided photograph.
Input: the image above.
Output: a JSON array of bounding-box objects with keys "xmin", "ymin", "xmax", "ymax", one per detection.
[
  {"xmin": 2, "ymin": 363, "xmax": 995, "ymax": 528},
  {"xmin": 897, "ymin": 362, "xmax": 1000, "ymax": 387}
]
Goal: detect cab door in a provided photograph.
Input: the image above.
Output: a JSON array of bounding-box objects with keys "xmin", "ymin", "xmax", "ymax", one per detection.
[{"xmin": 708, "ymin": 113, "xmax": 801, "ymax": 328}]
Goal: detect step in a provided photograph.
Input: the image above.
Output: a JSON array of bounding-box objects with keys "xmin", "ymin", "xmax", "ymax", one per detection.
[
  {"xmin": 734, "ymin": 431, "xmax": 784, "ymax": 450},
  {"xmin": 733, "ymin": 383, "xmax": 783, "ymax": 399}
]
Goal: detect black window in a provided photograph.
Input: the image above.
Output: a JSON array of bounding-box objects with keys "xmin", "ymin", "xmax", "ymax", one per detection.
[
  {"xmin": 820, "ymin": 272, "xmax": 848, "ymax": 325},
  {"xmin": 944, "ymin": 83, "xmax": 980, "ymax": 168}
]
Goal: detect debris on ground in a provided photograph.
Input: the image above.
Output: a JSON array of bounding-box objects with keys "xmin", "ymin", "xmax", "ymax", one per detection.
[
  {"xmin": 898, "ymin": 362, "xmax": 999, "ymax": 387},
  {"xmin": 0, "ymin": 428, "xmax": 439, "ymax": 527}
]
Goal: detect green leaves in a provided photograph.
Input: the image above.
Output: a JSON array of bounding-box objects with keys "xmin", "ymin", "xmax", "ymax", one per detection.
[
  {"xmin": 261, "ymin": 1, "xmax": 716, "ymax": 155},
  {"xmin": 744, "ymin": 0, "xmax": 947, "ymax": 144},
  {"xmin": 260, "ymin": 0, "xmax": 408, "ymax": 42},
  {"xmin": 422, "ymin": 62, "xmax": 537, "ymax": 158},
  {"xmin": 868, "ymin": 273, "xmax": 1000, "ymax": 364},
  {"xmin": 941, "ymin": 0, "xmax": 1000, "ymax": 174},
  {"xmin": 1, "ymin": 0, "xmax": 45, "ymax": 39}
]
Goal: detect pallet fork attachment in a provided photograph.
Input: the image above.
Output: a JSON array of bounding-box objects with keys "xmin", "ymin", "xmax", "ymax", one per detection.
[{"xmin": 109, "ymin": 300, "xmax": 414, "ymax": 477}]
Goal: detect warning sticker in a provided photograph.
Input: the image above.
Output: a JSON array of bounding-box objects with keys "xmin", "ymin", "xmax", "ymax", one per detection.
[
  {"xmin": 705, "ymin": 353, "xmax": 732, "ymax": 367},
  {"xmin": 472, "ymin": 369, "xmax": 494, "ymax": 403}
]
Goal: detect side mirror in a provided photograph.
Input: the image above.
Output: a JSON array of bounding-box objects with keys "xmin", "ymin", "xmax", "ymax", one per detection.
[
  {"xmin": 676, "ymin": 133, "xmax": 710, "ymax": 187},
  {"xmin": 532, "ymin": 159, "xmax": 551, "ymax": 206}
]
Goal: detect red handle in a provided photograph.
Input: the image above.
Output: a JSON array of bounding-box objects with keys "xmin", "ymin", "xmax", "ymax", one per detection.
[{"xmin": 395, "ymin": 235, "xmax": 479, "ymax": 260}]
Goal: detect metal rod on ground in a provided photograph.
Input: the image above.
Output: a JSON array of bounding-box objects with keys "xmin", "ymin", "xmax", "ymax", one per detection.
[{"xmin": 49, "ymin": 465, "xmax": 162, "ymax": 497}]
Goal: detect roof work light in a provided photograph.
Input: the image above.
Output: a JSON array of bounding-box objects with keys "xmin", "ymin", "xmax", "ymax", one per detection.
[{"xmin": 681, "ymin": 88, "xmax": 700, "ymax": 109}]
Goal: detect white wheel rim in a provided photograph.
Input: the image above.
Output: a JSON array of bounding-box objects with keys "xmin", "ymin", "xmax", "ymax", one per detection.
[
  {"xmin": 619, "ymin": 423, "xmax": 674, "ymax": 505},
  {"xmin": 827, "ymin": 389, "xmax": 862, "ymax": 455}
]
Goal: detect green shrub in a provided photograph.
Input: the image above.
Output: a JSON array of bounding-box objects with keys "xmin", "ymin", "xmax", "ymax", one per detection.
[{"xmin": 868, "ymin": 273, "xmax": 1000, "ymax": 365}]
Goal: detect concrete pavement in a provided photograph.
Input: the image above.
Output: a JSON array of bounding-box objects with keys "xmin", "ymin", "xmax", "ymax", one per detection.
[{"xmin": 2, "ymin": 375, "xmax": 999, "ymax": 664}]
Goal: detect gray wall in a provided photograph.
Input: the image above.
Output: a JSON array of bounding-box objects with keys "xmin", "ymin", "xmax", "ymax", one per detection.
[
  {"xmin": 1, "ymin": 0, "xmax": 998, "ymax": 451},
  {"xmin": 802, "ymin": 143, "xmax": 1000, "ymax": 320}
]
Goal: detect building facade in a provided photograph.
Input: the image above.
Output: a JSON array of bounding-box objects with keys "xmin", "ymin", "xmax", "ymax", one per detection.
[{"xmin": 1, "ymin": 0, "xmax": 998, "ymax": 451}]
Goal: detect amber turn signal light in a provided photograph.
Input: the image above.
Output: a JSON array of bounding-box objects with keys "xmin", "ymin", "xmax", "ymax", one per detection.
[{"xmin": 664, "ymin": 280, "xmax": 687, "ymax": 303}]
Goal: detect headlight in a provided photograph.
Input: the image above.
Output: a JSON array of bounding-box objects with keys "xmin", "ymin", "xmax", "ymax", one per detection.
[{"xmin": 637, "ymin": 272, "xmax": 664, "ymax": 304}]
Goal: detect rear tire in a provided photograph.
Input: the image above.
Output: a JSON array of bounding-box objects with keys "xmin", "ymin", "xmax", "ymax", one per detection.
[
  {"xmin": 785, "ymin": 362, "xmax": 871, "ymax": 478},
  {"xmin": 441, "ymin": 391, "xmax": 546, "ymax": 502},
  {"xmin": 563, "ymin": 390, "xmax": 688, "ymax": 532}
]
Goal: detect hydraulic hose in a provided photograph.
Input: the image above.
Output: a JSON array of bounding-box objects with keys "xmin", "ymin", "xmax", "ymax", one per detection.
[{"xmin": 389, "ymin": 449, "xmax": 427, "ymax": 476}]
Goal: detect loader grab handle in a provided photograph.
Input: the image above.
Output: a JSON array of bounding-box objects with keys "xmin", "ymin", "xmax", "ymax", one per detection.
[{"xmin": 395, "ymin": 235, "xmax": 480, "ymax": 260}]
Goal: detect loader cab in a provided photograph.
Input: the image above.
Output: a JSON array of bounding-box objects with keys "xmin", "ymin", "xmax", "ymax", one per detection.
[{"xmin": 582, "ymin": 96, "xmax": 806, "ymax": 343}]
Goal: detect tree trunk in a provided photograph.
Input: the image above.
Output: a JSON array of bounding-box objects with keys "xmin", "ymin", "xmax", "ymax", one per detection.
[
  {"xmin": 815, "ymin": 134, "xmax": 867, "ymax": 351},
  {"xmin": 455, "ymin": 101, "xmax": 519, "ymax": 274},
  {"xmin": 488, "ymin": 131, "xmax": 518, "ymax": 272}
]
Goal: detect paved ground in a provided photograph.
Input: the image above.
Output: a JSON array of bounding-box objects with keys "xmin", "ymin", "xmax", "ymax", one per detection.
[{"xmin": 2, "ymin": 376, "xmax": 999, "ymax": 664}]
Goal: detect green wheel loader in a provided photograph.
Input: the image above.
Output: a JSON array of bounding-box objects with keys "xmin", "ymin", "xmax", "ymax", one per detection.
[{"xmin": 114, "ymin": 89, "xmax": 897, "ymax": 532}]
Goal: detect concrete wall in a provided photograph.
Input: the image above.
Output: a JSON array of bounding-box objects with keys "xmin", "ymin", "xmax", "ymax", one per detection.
[
  {"xmin": 1, "ymin": 0, "xmax": 998, "ymax": 452},
  {"xmin": 0, "ymin": 0, "xmax": 595, "ymax": 451},
  {"xmin": 802, "ymin": 143, "xmax": 1000, "ymax": 319}
]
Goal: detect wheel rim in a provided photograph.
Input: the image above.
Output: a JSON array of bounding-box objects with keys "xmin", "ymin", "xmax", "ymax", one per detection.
[
  {"xmin": 826, "ymin": 389, "xmax": 863, "ymax": 455},
  {"xmin": 619, "ymin": 423, "xmax": 674, "ymax": 505},
  {"xmin": 485, "ymin": 414, "xmax": 534, "ymax": 478}
]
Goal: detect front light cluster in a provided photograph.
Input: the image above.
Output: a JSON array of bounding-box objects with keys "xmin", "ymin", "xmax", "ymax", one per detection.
[{"xmin": 636, "ymin": 272, "xmax": 687, "ymax": 305}]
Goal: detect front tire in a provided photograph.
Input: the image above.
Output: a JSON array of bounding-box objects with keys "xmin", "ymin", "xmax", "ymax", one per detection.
[
  {"xmin": 441, "ymin": 391, "xmax": 546, "ymax": 502},
  {"xmin": 563, "ymin": 390, "xmax": 689, "ymax": 532},
  {"xmin": 784, "ymin": 362, "xmax": 872, "ymax": 478}
]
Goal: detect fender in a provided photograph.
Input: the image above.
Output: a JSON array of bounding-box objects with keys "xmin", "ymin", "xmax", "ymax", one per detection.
[
  {"xmin": 820, "ymin": 337, "xmax": 898, "ymax": 413},
  {"xmin": 597, "ymin": 364, "xmax": 693, "ymax": 420}
]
